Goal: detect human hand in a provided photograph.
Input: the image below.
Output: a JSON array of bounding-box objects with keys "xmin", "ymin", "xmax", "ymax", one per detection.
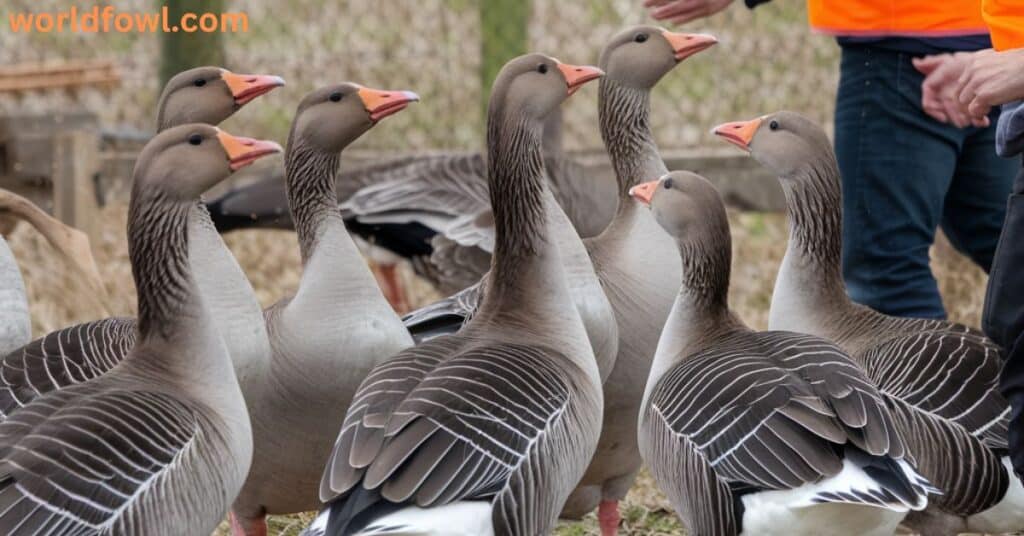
[
  {"xmin": 644, "ymin": 0, "xmax": 734, "ymax": 25},
  {"xmin": 957, "ymin": 48, "xmax": 1024, "ymax": 123},
  {"xmin": 913, "ymin": 53, "xmax": 988, "ymax": 128}
]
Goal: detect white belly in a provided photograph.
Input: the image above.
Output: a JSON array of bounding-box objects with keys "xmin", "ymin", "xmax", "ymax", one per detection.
[
  {"xmin": 741, "ymin": 496, "xmax": 906, "ymax": 536},
  {"xmin": 355, "ymin": 501, "xmax": 494, "ymax": 536},
  {"xmin": 967, "ymin": 456, "xmax": 1024, "ymax": 533}
]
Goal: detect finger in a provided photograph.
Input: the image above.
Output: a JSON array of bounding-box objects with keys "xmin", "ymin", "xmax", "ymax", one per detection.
[
  {"xmin": 669, "ymin": 9, "xmax": 707, "ymax": 25},
  {"xmin": 968, "ymin": 97, "xmax": 993, "ymax": 120},
  {"xmin": 943, "ymin": 99, "xmax": 969, "ymax": 129},
  {"xmin": 652, "ymin": 0, "xmax": 698, "ymax": 19},
  {"xmin": 912, "ymin": 55, "xmax": 945, "ymax": 75},
  {"xmin": 922, "ymin": 102, "xmax": 950, "ymax": 124},
  {"xmin": 644, "ymin": 0, "xmax": 674, "ymax": 7},
  {"xmin": 970, "ymin": 114, "xmax": 991, "ymax": 128}
]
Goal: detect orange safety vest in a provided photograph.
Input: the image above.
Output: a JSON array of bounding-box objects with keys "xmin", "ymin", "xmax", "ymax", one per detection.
[
  {"xmin": 807, "ymin": 0, "xmax": 989, "ymax": 37},
  {"xmin": 983, "ymin": 0, "xmax": 1024, "ymax": 50}
]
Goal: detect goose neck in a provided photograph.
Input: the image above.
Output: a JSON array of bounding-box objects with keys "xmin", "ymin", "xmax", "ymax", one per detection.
[
  {"xmin": 285, "ymin": 139, "xmax": 343, "ymax": 265},
  {"xmin": 486, "ymin": 112, "xmax": 549, "ymax": 287},
  {"xmin": 128, "ymin": 189, "xmax": 203, "ymax": 344},
  {"xmin": 599, "ymin": 79, "xmax": 666, "ymax": 199},
  {"xmin": 769, "ymin": 157, "xmax": 851, "ymax": 330}
]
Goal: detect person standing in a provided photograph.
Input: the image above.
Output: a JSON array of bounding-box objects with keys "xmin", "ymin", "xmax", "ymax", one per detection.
[
  {"xmin": 647, "ymin": 0, "xmax": 1018, "ymax": 319},
  {"xmin": 946, "ymin": 0, "xmax": 1024, "ymax": 481}
]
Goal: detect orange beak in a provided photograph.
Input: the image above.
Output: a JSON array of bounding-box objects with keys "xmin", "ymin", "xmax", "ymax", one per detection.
[
  {"xmin": 557, "ymin": 63, "xmax": 605, "ymax": 96},
  {"xmin": 220, "ymin": 71, "xmax": 286, "ymax": 105},
  {"xmin": 661, "ymin": 31, "xmax": 718, "ymax": 62},
  {"xmin": 713, "ymin": 117, "xmax": 763, "ymax": 151},
  {"xmin": 216, "ymin": 130, "xmax": 283, "ymax": 171},
  {"xmin": 629, "ymin": 180, "xmax": 660, "ymax": 206},
  {"xmin": 357, "ymin": 87, "xmax": 420, "ymax": 123}
]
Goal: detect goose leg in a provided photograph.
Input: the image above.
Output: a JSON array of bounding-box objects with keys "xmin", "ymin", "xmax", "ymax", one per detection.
[
  {"xmin": 229, "ymin": 510, "xmax": 268, "ymax": 536},
  {"xmin": 371, "ymin": 262, "xmax": 410, "ymax": 314},
  {"xmin": 598, "ymin": 499, "xmax": 620, "ymax": 536}
]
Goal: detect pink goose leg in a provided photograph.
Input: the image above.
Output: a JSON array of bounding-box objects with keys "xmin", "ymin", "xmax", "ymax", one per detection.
[{"xmin": 598, "ymin": 499, "xmax": 621, "ymax": 536}]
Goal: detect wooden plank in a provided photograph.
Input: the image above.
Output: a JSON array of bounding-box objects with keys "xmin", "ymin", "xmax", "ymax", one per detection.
[
  {"xmin": 0, "ymin": 61, "xmax": 120, "ymax": 93},
  {"xmin": 51, "ymin": 130, "xmax": 99, "ymax": 239}
]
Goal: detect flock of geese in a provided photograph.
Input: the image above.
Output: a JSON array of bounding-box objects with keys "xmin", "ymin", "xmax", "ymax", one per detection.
[{"xmin": 0, "ymin": 24, "xmax": 1021, "ymax": 536}]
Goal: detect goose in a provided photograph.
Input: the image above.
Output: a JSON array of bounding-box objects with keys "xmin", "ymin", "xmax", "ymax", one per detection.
[
  {"xmin": 0, "ymin": 124, "xmax": 282, "ymax": 535},
  {"xmin": 228, "ymin": 82, "xmax": 421, "ymax": 536},
  {"xmin": 0, "ymin": 66, "xmax": 284, "ymax": 417},
  {"xmin": 631, "ymin": 170, "xmax": 932, "ymax": 535},
  {"xmin": 0, "ymin": 188, "xmax": 109, "ymax": 354},
  {"xmin": 305, "ymin": 53, "xmax": 605, "ymax": 536},
  {"xmin": 402, "ymin": 27, "xmax": 718, "ymax": 533},
  {"xmin": 713, "ymin": 111, "xmax": 1024, "ymax": 534}
]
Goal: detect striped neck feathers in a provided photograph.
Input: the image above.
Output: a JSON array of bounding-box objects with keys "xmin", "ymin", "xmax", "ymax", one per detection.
[
  {"xmin": 599, "ymin": 78, "xmax": 666, "ymax": 198},
  {"xmin": 128, "ymin": 186, "xmax": 195, "ymax": 342},
  {"xmin": 674, "ymin": 216, "xmax": 732, "ymax": 316},
  {"xmin": 778, "ymin": 152, "xmax": 844, "ymax": 286},
  {"xmin": 285, "ymin": 134, "xmax": 342, "ymax": 265},
  {"xmin": 487, "ymin": 106, "xmax": 549, "ymax": 283}
]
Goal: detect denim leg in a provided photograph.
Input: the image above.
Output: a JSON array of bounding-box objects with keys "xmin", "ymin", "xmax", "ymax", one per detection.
[
  {"xmin": 836, "ymin": 46, "xmax": 960, "ymax": 319},
  {"xmin": 940, "ymin": 113, "xmax": 1018, "ymax": 272}
]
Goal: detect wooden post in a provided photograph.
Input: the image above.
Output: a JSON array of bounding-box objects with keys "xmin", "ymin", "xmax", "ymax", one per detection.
[
  {"xmin": 159, "ymin": 0, "xmax": 226, "ymax": 87},
  {"xmin": 52, "ymin": 130, "xmax": 100, "ymax": 240},
  {"xmin": 480, "ymin": 0, "xmax": 530, "ymax": 114}
]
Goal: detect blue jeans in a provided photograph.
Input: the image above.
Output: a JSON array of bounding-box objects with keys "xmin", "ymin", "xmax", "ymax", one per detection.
[{"xmin": 836, "ymin": 45, "xmax": 1017, "ymax": 319}]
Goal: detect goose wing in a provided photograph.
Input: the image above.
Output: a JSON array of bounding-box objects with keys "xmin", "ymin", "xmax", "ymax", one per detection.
[
  {"xmin": 0, "ymin": 317, "xmax": 135, "ymax": 419},
  {"xmin": 320, "ymin": 337, "xmax": 597, "ymax": 534},
  {"xmin": 0, "ymin": 384, "xmax": 199, "ymax": 535},
  {"xmin": 402, "ymin": 281, "xmax": 482, "ymax": 343},
  {"xmin": 646, "ymin": 341, "xmax": 850, "ymax": 494},
  {"xmin": 340, "ymin": 153, "xmax": 491, "ymax": 226},
  {"xmin": 860, "ymin": 329, "xmax": 1008, "ymax": 449}
]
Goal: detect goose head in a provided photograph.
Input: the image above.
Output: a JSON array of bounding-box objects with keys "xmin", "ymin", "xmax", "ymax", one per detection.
[
  {"xmin": 712, "ymin": 111, "xmax": 833, "ymax": 180},
  {"xmin": 291, "ymin": 83, "xmax": 419, "ymax": 153},
  {"xmin": 158, "ymin": 66, "xmax": 285, "ymax": 129},
  {"xmin": 599, "ymin": 25, "xmax": 717, "ymax": 89},
  {"xmin": 629, "ymin": 170, "xmax": 727, "ymax": 242},
  {"xmin": 489, "ymin": 53, "xmax": 603, "ymax": 123},
  {"xmin": 134, "ymin": 124, "xmax": 282, "ymax": 200}
]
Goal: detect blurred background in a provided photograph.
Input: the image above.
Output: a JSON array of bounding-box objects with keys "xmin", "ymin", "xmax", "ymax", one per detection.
[{"xmin": 0, "ymin": 2, "xmax": 986, "ymax": 534}]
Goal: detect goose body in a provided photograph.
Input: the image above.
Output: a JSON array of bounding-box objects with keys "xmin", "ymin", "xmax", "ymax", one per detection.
[
  {"xmin": 0, "ymin": 124, "xmax": 282, "ymax": 535},
  {"xmin": 0, "ymin": 67, "xmax": 284, "ymax": 418},
  {"xmin": 714, "ymin": 111, "xmax": 1021, "ymax": 534},
  {"xmin": 308, "ymin": 55, "xmax": 605, "ymax": 536},
  {"xmin": 632, "ymin": 171, "xmax": 931, "ymax": 536},
  {"xmin": 227, "ymin": 84, "xmax": 420, "ymax": 534}
]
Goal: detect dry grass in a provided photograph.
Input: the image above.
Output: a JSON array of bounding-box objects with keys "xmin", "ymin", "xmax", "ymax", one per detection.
[{"xmin": 4, "ymin": 203, "xmax": 988, "ymax": 535}]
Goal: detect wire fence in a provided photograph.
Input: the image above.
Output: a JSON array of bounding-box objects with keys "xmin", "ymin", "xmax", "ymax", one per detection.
[{"xmin": 0, "ymin": 0, "xmax": 840, "ymax": 152}]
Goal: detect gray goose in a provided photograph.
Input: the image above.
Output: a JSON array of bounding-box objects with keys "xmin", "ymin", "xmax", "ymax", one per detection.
[
  {"xmin": 401, "ymin": 30, "xmax": 719, "ymax": 534},
  {"xmin": 0, "ymin": 124, "xmax": 282, "ymax": 535},
  {"xmin": 228, "ymin": 83, "xmax": 420, "ymax": 535},
  {"xmin": 0, "ymin": 66, "xmax": 284, "ymax": 418},
  {"xmin": 632, "ymin": 171, "xmax": 931, "ymax": 535},
  {"xmin": 714, "ymin": 111, "xmax": 1024, "ymax": 534},
  {"xmin": 306, "ymin": 54, "xmax": 605, "ymax": 536},
  {"xmin": 0, "ymin": 189, "xmax": 108, "ymax": 354}
]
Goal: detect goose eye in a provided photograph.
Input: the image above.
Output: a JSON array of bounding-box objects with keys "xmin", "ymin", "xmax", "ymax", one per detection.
[
  {"xmin": 194, "ymin": 79, "xmax": 206, "ymax": 87},
  {"xmin": 329, "ymin": 92, "xmax": 343, "ymax": 102},
  {"xmin": 769, "ymin": 120, "xmax": 779, "ymax": 131},
  {"xmin": 188, "ymin": 134, "xmax": 202, "ymax": 146},
  {"xmin": 537, "ymin": 64, "xmax": 548, "ymax": 74},
  {"xmin": 634, "ymin": 33, "xmax": 648, "ymax": 43},
  {"xmin": 663, "ymin": 178, "xmax": 674, "ymax": 189}
]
